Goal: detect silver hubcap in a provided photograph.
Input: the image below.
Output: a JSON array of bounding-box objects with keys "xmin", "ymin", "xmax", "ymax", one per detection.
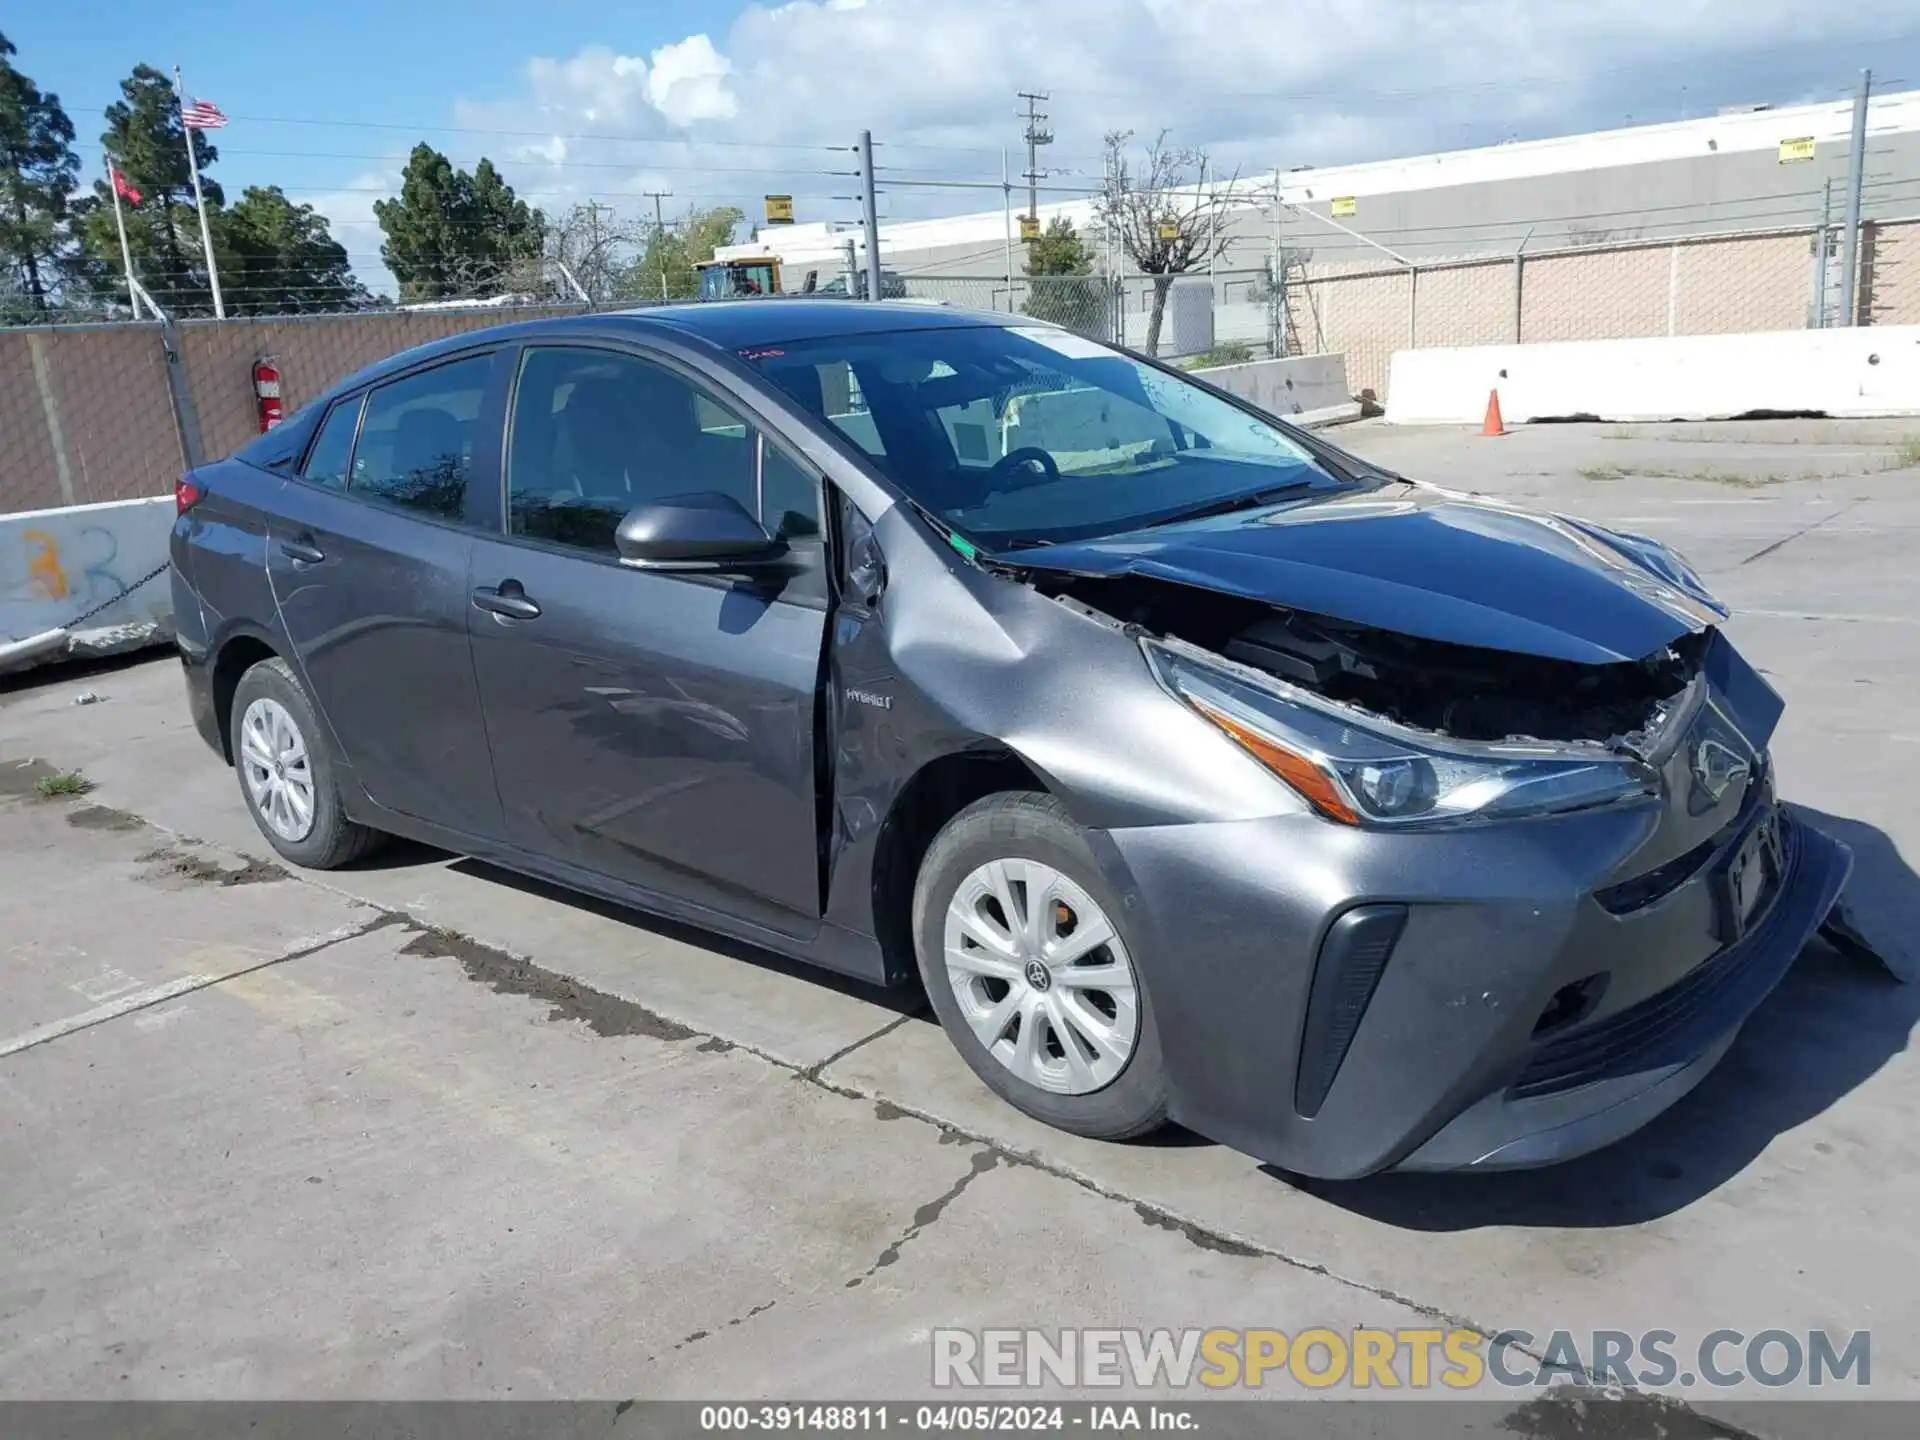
[
  {"xmin": 942, "ymin": 858, "xmax": 1140, "ymax": 1096},
  {"xmin": 239, "ymin": 697, "xmax": 315, "ymax": 843}
]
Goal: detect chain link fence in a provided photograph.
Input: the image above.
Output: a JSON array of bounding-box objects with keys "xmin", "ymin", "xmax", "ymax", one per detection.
[
  {"xmin": 1276, "ymin": 218, "xmax": 1920, "ymax": 399},
  {"xmin": 895, "ymin": 274, "xmax": 1122, "ymax": 344},
  {"xmin": 4, "ymin": 216, "xmax": 1918, "ymax": 517},
  {"xmin": 0, "ymin": 322, "xmax": 184, "ymax": 514}
]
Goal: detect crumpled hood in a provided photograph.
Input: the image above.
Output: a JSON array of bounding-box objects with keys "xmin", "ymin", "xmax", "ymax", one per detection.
[{"xmin": 997, "ymin": 484, "xmax": 1727, "ymax": 665}]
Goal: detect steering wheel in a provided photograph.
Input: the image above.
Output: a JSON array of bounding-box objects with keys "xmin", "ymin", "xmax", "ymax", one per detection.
[{"xmin": 985, "ymin": 446, "xmax": 1061, "ymax": 493}]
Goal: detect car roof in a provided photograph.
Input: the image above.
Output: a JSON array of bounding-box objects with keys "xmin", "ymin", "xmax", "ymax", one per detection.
[{"xmin": 329, "ymin": 300, "xmax": 1024, "ymax": 395}]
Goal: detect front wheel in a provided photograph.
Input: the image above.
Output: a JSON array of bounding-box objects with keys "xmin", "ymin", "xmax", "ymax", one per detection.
[
  {"xmin": 912, "ymin": 792, "xmax": 1169, "ymax": 1142},
  {"xmin": 230, "ymin": 657, "xmax": 383, "ymax": 870}
]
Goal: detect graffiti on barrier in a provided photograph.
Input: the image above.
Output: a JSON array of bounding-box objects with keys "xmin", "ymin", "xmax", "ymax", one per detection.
[
  {"xmin": 9, "ymin": 525, "xmax": 129, "ymax": 610},
  {"xmin": 24, "ymin": 529, "xmax": 68, "ymax": 600}
]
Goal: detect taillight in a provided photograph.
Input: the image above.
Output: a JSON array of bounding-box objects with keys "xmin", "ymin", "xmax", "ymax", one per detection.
[{"xmin": 175, "ymin": 477, "xmax": 206, "ymax": 515}]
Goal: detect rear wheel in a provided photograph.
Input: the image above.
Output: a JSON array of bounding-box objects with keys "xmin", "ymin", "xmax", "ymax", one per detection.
[
  {"xmin": 230, "ymin": 657, "xmax": 382, "ymax": 870},
  {"xmin": 912, "ymin": 792, "xmax": 1168, "ymax": 1141}
]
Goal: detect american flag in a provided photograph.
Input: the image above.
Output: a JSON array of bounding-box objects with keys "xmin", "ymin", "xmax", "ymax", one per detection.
[{"xmin": 181, "ymin": 97, "xmax": 228, "ymax": 129}]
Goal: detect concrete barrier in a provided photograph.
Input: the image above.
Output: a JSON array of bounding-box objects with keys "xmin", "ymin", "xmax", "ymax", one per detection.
[
  {"xmin": 1386, "ymin": 326, "xmax": 1920, "ymax": 425},
  {"xmin": 1193, "ymin": 352, "xmax": 1362, "ymax": 428},
  {"xmin": 0, "ymin": 496, "xmax": 174, "ymax": 673}
]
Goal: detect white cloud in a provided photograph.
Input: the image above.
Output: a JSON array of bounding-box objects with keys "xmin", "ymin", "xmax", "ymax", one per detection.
[
  {"xmin": 645, "ymin": 35, "xmax": 737, "ymax": 127},
  {"xmin": 520, "ymin": 46, "xmax": 651, "ymax": 128}
]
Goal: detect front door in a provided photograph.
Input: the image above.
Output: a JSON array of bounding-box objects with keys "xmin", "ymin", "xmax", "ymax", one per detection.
[
  {"xmin": 267, "ymin": 351, "xmax": 505, "ymax": 839},
  {"xmin": 468, "ymin": 344, "xmax": 830, "ymax": 926}
]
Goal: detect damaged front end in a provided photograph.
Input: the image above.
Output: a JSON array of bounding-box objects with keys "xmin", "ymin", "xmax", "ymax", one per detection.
[{"xmin": 1038, "ymin": 573, "xmax": 1708, "ymax": 829}]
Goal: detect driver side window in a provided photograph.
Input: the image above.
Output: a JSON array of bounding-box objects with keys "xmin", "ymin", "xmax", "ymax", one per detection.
[{"xmin": 507, "ymin": 347, "xmax": 762, "ymax": 556}]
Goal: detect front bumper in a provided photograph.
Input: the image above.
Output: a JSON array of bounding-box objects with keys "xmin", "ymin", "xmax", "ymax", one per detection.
[
  {"xmin": 1398, "ymin": 812, "xmax": 1849, "ymax": 1170},
  {"xmin": 1095, "ymin": 797, "xmax": 1851, "ymax": 1181}
]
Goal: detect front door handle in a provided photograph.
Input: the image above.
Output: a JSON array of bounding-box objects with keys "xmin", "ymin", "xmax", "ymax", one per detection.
[
  {"xmin": 280, "ymin": 536, "xmax": 326, "ymax": 565},
  {"xmin": 472, "ymin": 582, "xmax": 542, "ymax": 621}
]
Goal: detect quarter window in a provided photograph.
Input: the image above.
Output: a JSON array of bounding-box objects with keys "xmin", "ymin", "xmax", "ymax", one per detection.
[
  {"xmin": 301, "ymin": 396, "xmax": 361, "ymax": 489},
  {"xmin": 348, "ymin": 355, "xmax": 493, "ymax": 520}
]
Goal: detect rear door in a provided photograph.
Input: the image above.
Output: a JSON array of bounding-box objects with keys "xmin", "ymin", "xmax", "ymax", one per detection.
[
  {"xmin": 267, "ymin": 350, "xmax": 507, "ymax": 838},
  {"xmin": 467, "ymin": 342, "xmax": 830, "ymax": 927}
]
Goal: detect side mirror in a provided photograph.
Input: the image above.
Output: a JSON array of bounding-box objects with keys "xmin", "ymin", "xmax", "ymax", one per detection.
[{"xmin": 614, "ymin": 492, "xmax": 786, "ymax": 571}]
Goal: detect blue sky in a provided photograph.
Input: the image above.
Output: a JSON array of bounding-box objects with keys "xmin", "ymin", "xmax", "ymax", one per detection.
[
  {"xmin": 10, "ymin": 1, "xmax": 1920, "ymax": 292},
  {"xmin": 8, "ymin": 1, "xmax": 740, "ymax": 271}
]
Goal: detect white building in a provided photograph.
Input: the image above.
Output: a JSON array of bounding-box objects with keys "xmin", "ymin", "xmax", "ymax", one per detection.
[{"xmin": 720, "ymin": 88, "xmax": 1920, "ymax": 283}]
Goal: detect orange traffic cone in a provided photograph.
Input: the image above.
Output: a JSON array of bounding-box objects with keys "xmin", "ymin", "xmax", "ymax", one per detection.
[{"xmin": 1481, "ymin": 389, "xmax": 1508, "ymax": 437}]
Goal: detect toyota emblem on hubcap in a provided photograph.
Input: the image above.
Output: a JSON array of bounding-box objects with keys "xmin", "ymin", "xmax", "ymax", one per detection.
[{"xmin": 1024, "ymin": 960, "xmax": 1052, "ymax": 991}]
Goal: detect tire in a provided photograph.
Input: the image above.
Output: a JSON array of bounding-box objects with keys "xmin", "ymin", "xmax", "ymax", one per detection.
[
  {"xmin": 912, "ymin": 791, "xmax": 1169, "ymax": 1142},
  {"xmin": 229, "ymin": 656, "xmax": 383, "ymax": 870}
]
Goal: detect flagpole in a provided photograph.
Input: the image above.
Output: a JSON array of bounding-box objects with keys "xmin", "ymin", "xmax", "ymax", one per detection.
[
  {"xmin": 107, "ymin": 162, "xmax": 145, "ymax": 320},
  {"xmin": 175, "ymin": 65, "xmax": 226, "ymax": 319}
]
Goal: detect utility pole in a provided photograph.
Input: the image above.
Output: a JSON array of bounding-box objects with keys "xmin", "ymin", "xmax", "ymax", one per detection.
[
  {"xmin": 857, "ymin": 130, "xmax": 884, "ymax": 303},
  {"xmin": 1840, "ymin": 69, "xmax": 1871, "ymax": 328},
  {"xmin": 1017, "ymin": 90, "xmax": 1053, "ymax": 225},
  {"xmin": 643, "ymin": 190, "xmax": 673, "ymax": 300}
]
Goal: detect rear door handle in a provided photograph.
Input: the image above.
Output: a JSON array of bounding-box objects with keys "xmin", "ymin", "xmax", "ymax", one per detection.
[
  {"xmin": 280, "ymin": 536, "xmax": 326, "ymax": 565},
  {"xmin": 472, "ymin": 583, "xmax": 542, "ymax": 621}
]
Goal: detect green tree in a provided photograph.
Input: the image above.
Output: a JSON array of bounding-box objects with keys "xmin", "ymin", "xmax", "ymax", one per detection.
[
  {"xmin": 221, "ymin": 185, "xmax": 366, "ymax": 314},
  {"xmin": 1021, "ymin": 216, "xmax": 1108, "ymax": 337},
  {"xmin": 629, "ymin": 203, "xmax": 742, "ymax": 300},
  {"xmin": 75, "ymin": 63, "xmax": 221, "ymax": 312},
  {"xmin": 0, "ymin": 31, "xmax": 81, "ymax": 316},
  {"xmin": 373, "ymin": 143, "xmax": 544, "ymax": 301},
  {"xmin": 1025, "ymin": 216, "xmax": 1094, "ymax": 277}
]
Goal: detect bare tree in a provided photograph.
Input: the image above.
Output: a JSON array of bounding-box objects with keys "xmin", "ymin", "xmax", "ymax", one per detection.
[
  {"xmin": 1094, "ymin": 130, "xmax": 1239, "ymax": 356},
  {"xmin": 544, "ymin": 201, "xmax": 640, "ymax": 303}
]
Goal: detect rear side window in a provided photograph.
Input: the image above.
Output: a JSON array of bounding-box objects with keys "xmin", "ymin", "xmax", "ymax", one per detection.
[
  {"xmin": 349, "ymin": 355, "xmax": 493, "ymax": 520},
  {"xmin": 301, "ymin": 397, "xmax": 362, "ymax": 489}
]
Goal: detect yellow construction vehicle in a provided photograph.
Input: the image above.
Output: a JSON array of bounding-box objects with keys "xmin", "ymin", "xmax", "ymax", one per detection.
[{"xmin": 696, "ymin": 256, "xmax": 782, "ymax": 299}]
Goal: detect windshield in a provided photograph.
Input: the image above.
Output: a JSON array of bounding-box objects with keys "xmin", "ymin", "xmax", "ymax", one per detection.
[
  {"xmin": 745, "ymin": 324, "xmax": 1346, "ymax": 548},
  {"xmin": 702, "ymin": 262, "xmax": 777, "ymax": 299}
]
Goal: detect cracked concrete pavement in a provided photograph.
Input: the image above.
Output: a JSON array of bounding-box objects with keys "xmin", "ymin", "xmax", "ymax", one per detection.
[{"xmin": 2, "ymin": 420, "xmax": 1918, "ymax": 1428}]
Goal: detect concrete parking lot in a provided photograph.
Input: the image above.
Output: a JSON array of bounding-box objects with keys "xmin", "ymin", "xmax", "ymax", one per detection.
[{"xmin": 3, "ymin": 419, "xmax": 1918, "ymax": 1430}]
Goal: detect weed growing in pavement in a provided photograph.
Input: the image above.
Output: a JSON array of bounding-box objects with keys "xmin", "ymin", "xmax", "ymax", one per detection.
[{"xmin": 34, "ymin": 770, "xmax": 92, "ymax": 798}]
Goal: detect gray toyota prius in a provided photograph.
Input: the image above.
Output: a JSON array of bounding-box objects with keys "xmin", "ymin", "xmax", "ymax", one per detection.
[{"xmin": 169, "ymin": 301, "xmax": 1850, "ymax": 1179}]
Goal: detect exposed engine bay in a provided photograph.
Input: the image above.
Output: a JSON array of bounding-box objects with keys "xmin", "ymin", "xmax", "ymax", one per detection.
[{"xmin": 1038, "ymin": 573, "xmax": 1707, "ymax": 748}]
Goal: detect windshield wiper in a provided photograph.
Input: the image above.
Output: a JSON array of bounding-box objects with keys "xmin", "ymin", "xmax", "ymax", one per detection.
[{"xmin": 1133, "ymin": 479, "xmax": 1319, "ymax": 531}]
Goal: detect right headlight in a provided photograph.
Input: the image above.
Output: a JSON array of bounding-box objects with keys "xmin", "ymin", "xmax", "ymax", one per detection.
[{"xmin": 1144, "ymin": 637, "xmax": 1663, "ymax": 828}]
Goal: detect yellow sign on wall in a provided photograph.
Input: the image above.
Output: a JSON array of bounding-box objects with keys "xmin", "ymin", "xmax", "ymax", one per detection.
[
  {"xmin": 1778, "ymin": 137, "xmax": 1817, "ymax": 164},
  {"xmin": 764, "ymin": 194, "xmax": 795, "ymax": 224},
  {"xmin": 1331, "ymin": 196, "xmax": 1357, "ymax": 218}
]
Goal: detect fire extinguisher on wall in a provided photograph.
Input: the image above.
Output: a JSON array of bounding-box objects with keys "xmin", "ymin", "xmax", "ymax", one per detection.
[{"xmin": 253, "ymin": 356, "xmax": 284, "ymax": 432}]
